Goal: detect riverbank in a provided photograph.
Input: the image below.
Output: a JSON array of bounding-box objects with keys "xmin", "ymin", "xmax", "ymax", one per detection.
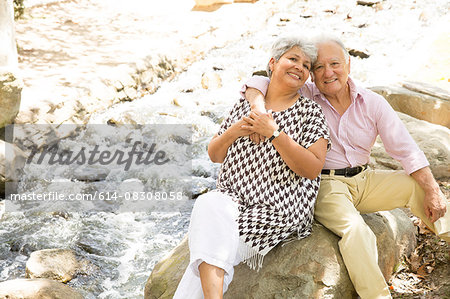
[
  {"xmin": 4, "ymin": 0, "xmax": 450, "ymax": 298},
  {"xmin": 14, "ymin": 0, "xmax": 282, "ymax": 124}
]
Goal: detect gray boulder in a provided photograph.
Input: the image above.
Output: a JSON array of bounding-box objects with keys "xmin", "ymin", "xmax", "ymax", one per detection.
[
  {"xmin": 0, "ymin": 278, "xmax": 83, "ymax": 299},
  {"xmin": 145, "ymin": 209, "xmax": 416, "ymax": 298},
  {"xmin": 370, "ymin": 112, "xmax": 450, "ymax": 179},
  {"xmin": 25, "ymin": 249, "xmax": 88, "ymax": 283}
]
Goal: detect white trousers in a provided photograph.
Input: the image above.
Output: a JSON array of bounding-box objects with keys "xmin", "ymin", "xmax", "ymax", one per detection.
[{"xmin": 173, "ymin": 192, "xmax": 243, "ymax": 299}]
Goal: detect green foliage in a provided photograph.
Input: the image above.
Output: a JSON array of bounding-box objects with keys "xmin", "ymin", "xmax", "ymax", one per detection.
[{"xmin": 13, "ymin": 0, "xmax": 25, "ymax": 20}]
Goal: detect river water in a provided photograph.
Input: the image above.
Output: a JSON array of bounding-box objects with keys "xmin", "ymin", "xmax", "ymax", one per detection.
[{"xmin": 1, "ymin": 0, "xmax": 449, "ymax": 298}]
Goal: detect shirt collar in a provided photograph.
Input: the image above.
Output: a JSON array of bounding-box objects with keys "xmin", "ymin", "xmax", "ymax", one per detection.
[{"xmin": 312, "ymin": 76, "xmax": 364, "ymax": 103}]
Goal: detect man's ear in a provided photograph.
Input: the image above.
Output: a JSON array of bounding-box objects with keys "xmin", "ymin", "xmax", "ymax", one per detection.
[{"xmin": 310, "ymin": 72, "xmax": 315, "ymax": 82}]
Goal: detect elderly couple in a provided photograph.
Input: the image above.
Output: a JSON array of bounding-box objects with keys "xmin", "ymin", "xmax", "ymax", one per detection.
[{"xmin": 174, "ymin": 34, "xmax": 450, "ymax": 299}]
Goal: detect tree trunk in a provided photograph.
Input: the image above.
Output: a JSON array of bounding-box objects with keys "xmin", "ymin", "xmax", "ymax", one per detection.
[{"xmin": 0, "ymin": 0, "xmax": 18, "ymax": 70}]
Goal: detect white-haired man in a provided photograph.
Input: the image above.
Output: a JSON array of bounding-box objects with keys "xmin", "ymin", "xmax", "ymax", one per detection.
[{"xmin": 242, "ymin": 36, "xmax": 449, "ymax": 299}]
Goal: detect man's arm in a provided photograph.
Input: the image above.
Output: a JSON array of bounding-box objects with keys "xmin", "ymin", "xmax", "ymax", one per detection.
[
  {"xmin": 374, "ymin": 95, "xmax": 447, "ymax": 222},
  {"xmin": 241, "ymin": 75, "xmax": 271, "ymax": 143},
  {"xmin": 410, "ymin": 167, "xmax": 447, "ymax": 223},
  {"xmin": 245, "ymin": 88, "xmax": 266, "ymax": 113}
]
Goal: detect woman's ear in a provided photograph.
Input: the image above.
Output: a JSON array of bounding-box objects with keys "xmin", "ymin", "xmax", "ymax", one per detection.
[
  {"xmin": 310, "ymin": 72, "xmax": 315, "ymax": 83},
  {"xmin": 268, "ymin": 57, "xmax": 276, "ymax": 73}
]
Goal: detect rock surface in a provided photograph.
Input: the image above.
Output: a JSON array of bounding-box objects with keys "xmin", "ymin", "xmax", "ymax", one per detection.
[
  {"xmin": 25, "ymin": 248, "xmax": 87, "ymax": 283},
  {"xmin": 0, "ymin": 278, "xmax": 83, "ymax": 299},
  {"xmin": 144, "ymin": 209, "xmax": 416, "ymax": 298},
  {"xmin": 370, "ymin": 112, "xmax": 450, "ymax": 179},
  {"xmin": 371, "ymin": 84, "xmax": 450, "ymax": 128},
  {"xmin": 0, "ymin": 71, "xmax": 23, "ymax": 129},
  {"xmin": 0, "ymin": 139, "xmax": 27, "ymax": 198}
]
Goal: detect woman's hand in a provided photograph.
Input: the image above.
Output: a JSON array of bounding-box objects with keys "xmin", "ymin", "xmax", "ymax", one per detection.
[
  {"xmin": 242, "ymin": 111, "xmax": 279, "ymax": 138},
  {"xmin": 229, "ymin": 117, "xmax": 254, "ymax": 138},
  {"xmin": 208, "ymin": 117, "xmax": 253, "ymax": 163}
]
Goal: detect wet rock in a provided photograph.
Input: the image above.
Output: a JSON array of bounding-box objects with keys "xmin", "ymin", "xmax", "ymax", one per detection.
[
  {"xmin": 72, "ymin": 166, "xmax": 110, "ymax": 182},
  {"xmin": 144, "ymin": 209, "xmax": 416, "ymax": 298},
  {"xmin": 370, "ymin": 112, "xmax": 450, "ymax": 179},
  {"xmin": 201, "ymin": 72, "xmax": 222, "ymax": 90},
  {"xmin": 370, "ymin": 84, "xmax": 450, "ymax": 128},
  {"xmin": 25, "ymin": 248, "xmax": 88, "ymax": 283},
  {"xmin": 191, "ymin": 176, "xmax": 216, "ymax": 198},
  {"xmin": 0, "ymin": 278, "xmax": 83, "ymax": 299},
  {"xmin": 0, "ymin": 71, "xmax": 23, "ymax": 128}
]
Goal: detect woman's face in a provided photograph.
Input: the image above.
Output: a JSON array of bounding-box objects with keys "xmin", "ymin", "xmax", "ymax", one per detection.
[{"xmin": 269, "ymin": 46, "xmax": 311, "ymax": 90}]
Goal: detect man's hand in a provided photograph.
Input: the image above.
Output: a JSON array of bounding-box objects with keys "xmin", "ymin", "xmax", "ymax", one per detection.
[
  {"xmin": 411, "ymin": 167, "xmax": 448, "ymax": 223},
  {"xmin": 423, "ymin": 189, "xmax": 447, "ymax": 223}
]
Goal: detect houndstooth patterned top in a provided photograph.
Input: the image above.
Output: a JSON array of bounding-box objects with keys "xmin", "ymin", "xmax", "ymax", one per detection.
[{"xmin": 215, "ymin": 96, "xmax": 330, "ymax": 266}]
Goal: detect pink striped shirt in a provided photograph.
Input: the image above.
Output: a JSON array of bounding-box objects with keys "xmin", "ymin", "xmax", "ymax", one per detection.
[{"xmin": 242, "ymin": 76, "xmax": 429, "ymax": 174}]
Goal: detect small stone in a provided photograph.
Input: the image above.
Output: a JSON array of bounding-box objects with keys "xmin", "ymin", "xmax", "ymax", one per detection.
[
  {"xmin": 172, "ymin": 98, "xmax": 181, "ymax": 107},
  {"xmin": 357, "ymin": 0, "xmax": 380, "ymax": 7},
  {"xmin": 348, "ymin": 48, "xmax": 370, "ymax": 59},
  {"xmin": 201, "ymin": 72, "xmax": 222, "ymax": 89}
]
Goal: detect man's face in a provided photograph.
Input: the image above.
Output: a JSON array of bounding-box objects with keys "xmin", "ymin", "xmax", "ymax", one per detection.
[{"xmin": 312, "ymin": 42, "xmax": 350, "ymax": 98}]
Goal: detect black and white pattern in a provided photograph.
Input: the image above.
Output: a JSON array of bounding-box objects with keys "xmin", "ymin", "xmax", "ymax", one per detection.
[{"xmin": 214, "ymin": 97, "xmax": 330, "ymax": 270}]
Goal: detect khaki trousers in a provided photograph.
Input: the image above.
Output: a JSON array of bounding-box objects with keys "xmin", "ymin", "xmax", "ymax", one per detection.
[{"xmin": 315, "ymin": 169, "xmax": 450, "ymax": 299}]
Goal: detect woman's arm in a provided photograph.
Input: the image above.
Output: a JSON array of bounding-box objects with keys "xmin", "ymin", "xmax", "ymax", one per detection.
[
  {"xmin": 208, "ymin": 118, "xmax": 253, "ymax": 163},
  {"xmin": 243, "ymin": 111, "xmax": 328, "ymax": 179}
]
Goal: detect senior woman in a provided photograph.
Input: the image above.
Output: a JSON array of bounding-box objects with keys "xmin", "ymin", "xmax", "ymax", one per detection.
[{"xmin": 174, "ymin": 36, "xmax": 330, "ymax": 298}]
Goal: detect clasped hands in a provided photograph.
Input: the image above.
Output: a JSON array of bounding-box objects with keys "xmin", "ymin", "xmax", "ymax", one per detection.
[{"xmin": 231, "ymin": 110, "xmax": 278, "ymax": 143}]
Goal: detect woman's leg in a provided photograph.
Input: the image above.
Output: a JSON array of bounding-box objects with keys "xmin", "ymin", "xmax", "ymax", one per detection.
[
  {"xmin": 199, "ymin": 262, "xmax": 225, "ymax": 299},
  {"xmin": 174, "ymin": 191, "xmax": 241, "ymax": 297}
]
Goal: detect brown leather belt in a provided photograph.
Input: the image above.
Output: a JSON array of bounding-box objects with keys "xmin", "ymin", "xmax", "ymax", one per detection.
[{"xmin": 321, "ymin": 164, "xmax": 368, "ymax": 177}]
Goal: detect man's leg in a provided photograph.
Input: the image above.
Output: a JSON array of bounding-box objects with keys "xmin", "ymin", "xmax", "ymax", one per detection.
[
  {"xmin": 355, "ymin": 169, "xmax": 450, "ymax": 242},
  {"xmin": 315, "ymin": 176, "xmax": 391, "ymax": 299}
]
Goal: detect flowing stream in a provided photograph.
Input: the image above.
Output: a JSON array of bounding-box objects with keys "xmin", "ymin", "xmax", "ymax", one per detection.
[{"xmin": 1, "ymin": 0, "xmax": 448, "ymax": 298}]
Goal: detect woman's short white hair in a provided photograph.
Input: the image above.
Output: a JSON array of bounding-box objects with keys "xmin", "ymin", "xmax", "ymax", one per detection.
[{"xmin": 266, "ymin": 36, "xmax": 317, "ymax": 77}]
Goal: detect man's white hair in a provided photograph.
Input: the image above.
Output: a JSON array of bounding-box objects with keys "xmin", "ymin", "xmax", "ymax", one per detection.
[{"xmin": 313, "ymin": 34, "xmax": 350, "ymax": 62}]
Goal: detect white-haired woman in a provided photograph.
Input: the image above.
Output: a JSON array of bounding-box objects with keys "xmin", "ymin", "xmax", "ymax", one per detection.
[{"xmin": 174, "ymin": 36, "xmax": 331, "ymax": 298}]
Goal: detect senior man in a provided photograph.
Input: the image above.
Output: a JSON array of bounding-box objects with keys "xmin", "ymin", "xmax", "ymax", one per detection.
[{"xmin": 242, "ymin": 35, "xmax": 449, "ymax": 299}]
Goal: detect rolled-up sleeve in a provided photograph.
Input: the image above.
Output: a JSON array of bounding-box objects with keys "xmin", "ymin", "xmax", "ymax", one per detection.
[{"xmin": 239, "ymin": 75, "xmax": 270, "ymax": 99}]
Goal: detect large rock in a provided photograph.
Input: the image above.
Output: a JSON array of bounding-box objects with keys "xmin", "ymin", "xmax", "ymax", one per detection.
[
  {"xmin": 370, "ymin": 83, "xmax": 450, "ymax": 128},
  {"xmin": 0, "ymin": 139, "xmax": 26, "ymax": 198},
  {"xmin": 0, "ymin": 278, "xmax": 83, "ymax": 299},
  {"xmin": 370, "ymin": 112, "xmax": 450, "ymax": 179},
  {"xmin": 144, "ymin": 209, "xmax": 416, "ymax": 298},
  {"xmin": 25, "ymin": 249, "xmax": 88, "ymax": 283},
  {"xmin": 0, "ymin": 71, "xmax": 23, "ymax": 129}
]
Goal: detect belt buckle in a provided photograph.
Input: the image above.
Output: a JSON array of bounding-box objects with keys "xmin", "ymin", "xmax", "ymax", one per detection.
[{"xmin": 344, "ymin": 168, "xmax": 352, "ymax": 177}]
